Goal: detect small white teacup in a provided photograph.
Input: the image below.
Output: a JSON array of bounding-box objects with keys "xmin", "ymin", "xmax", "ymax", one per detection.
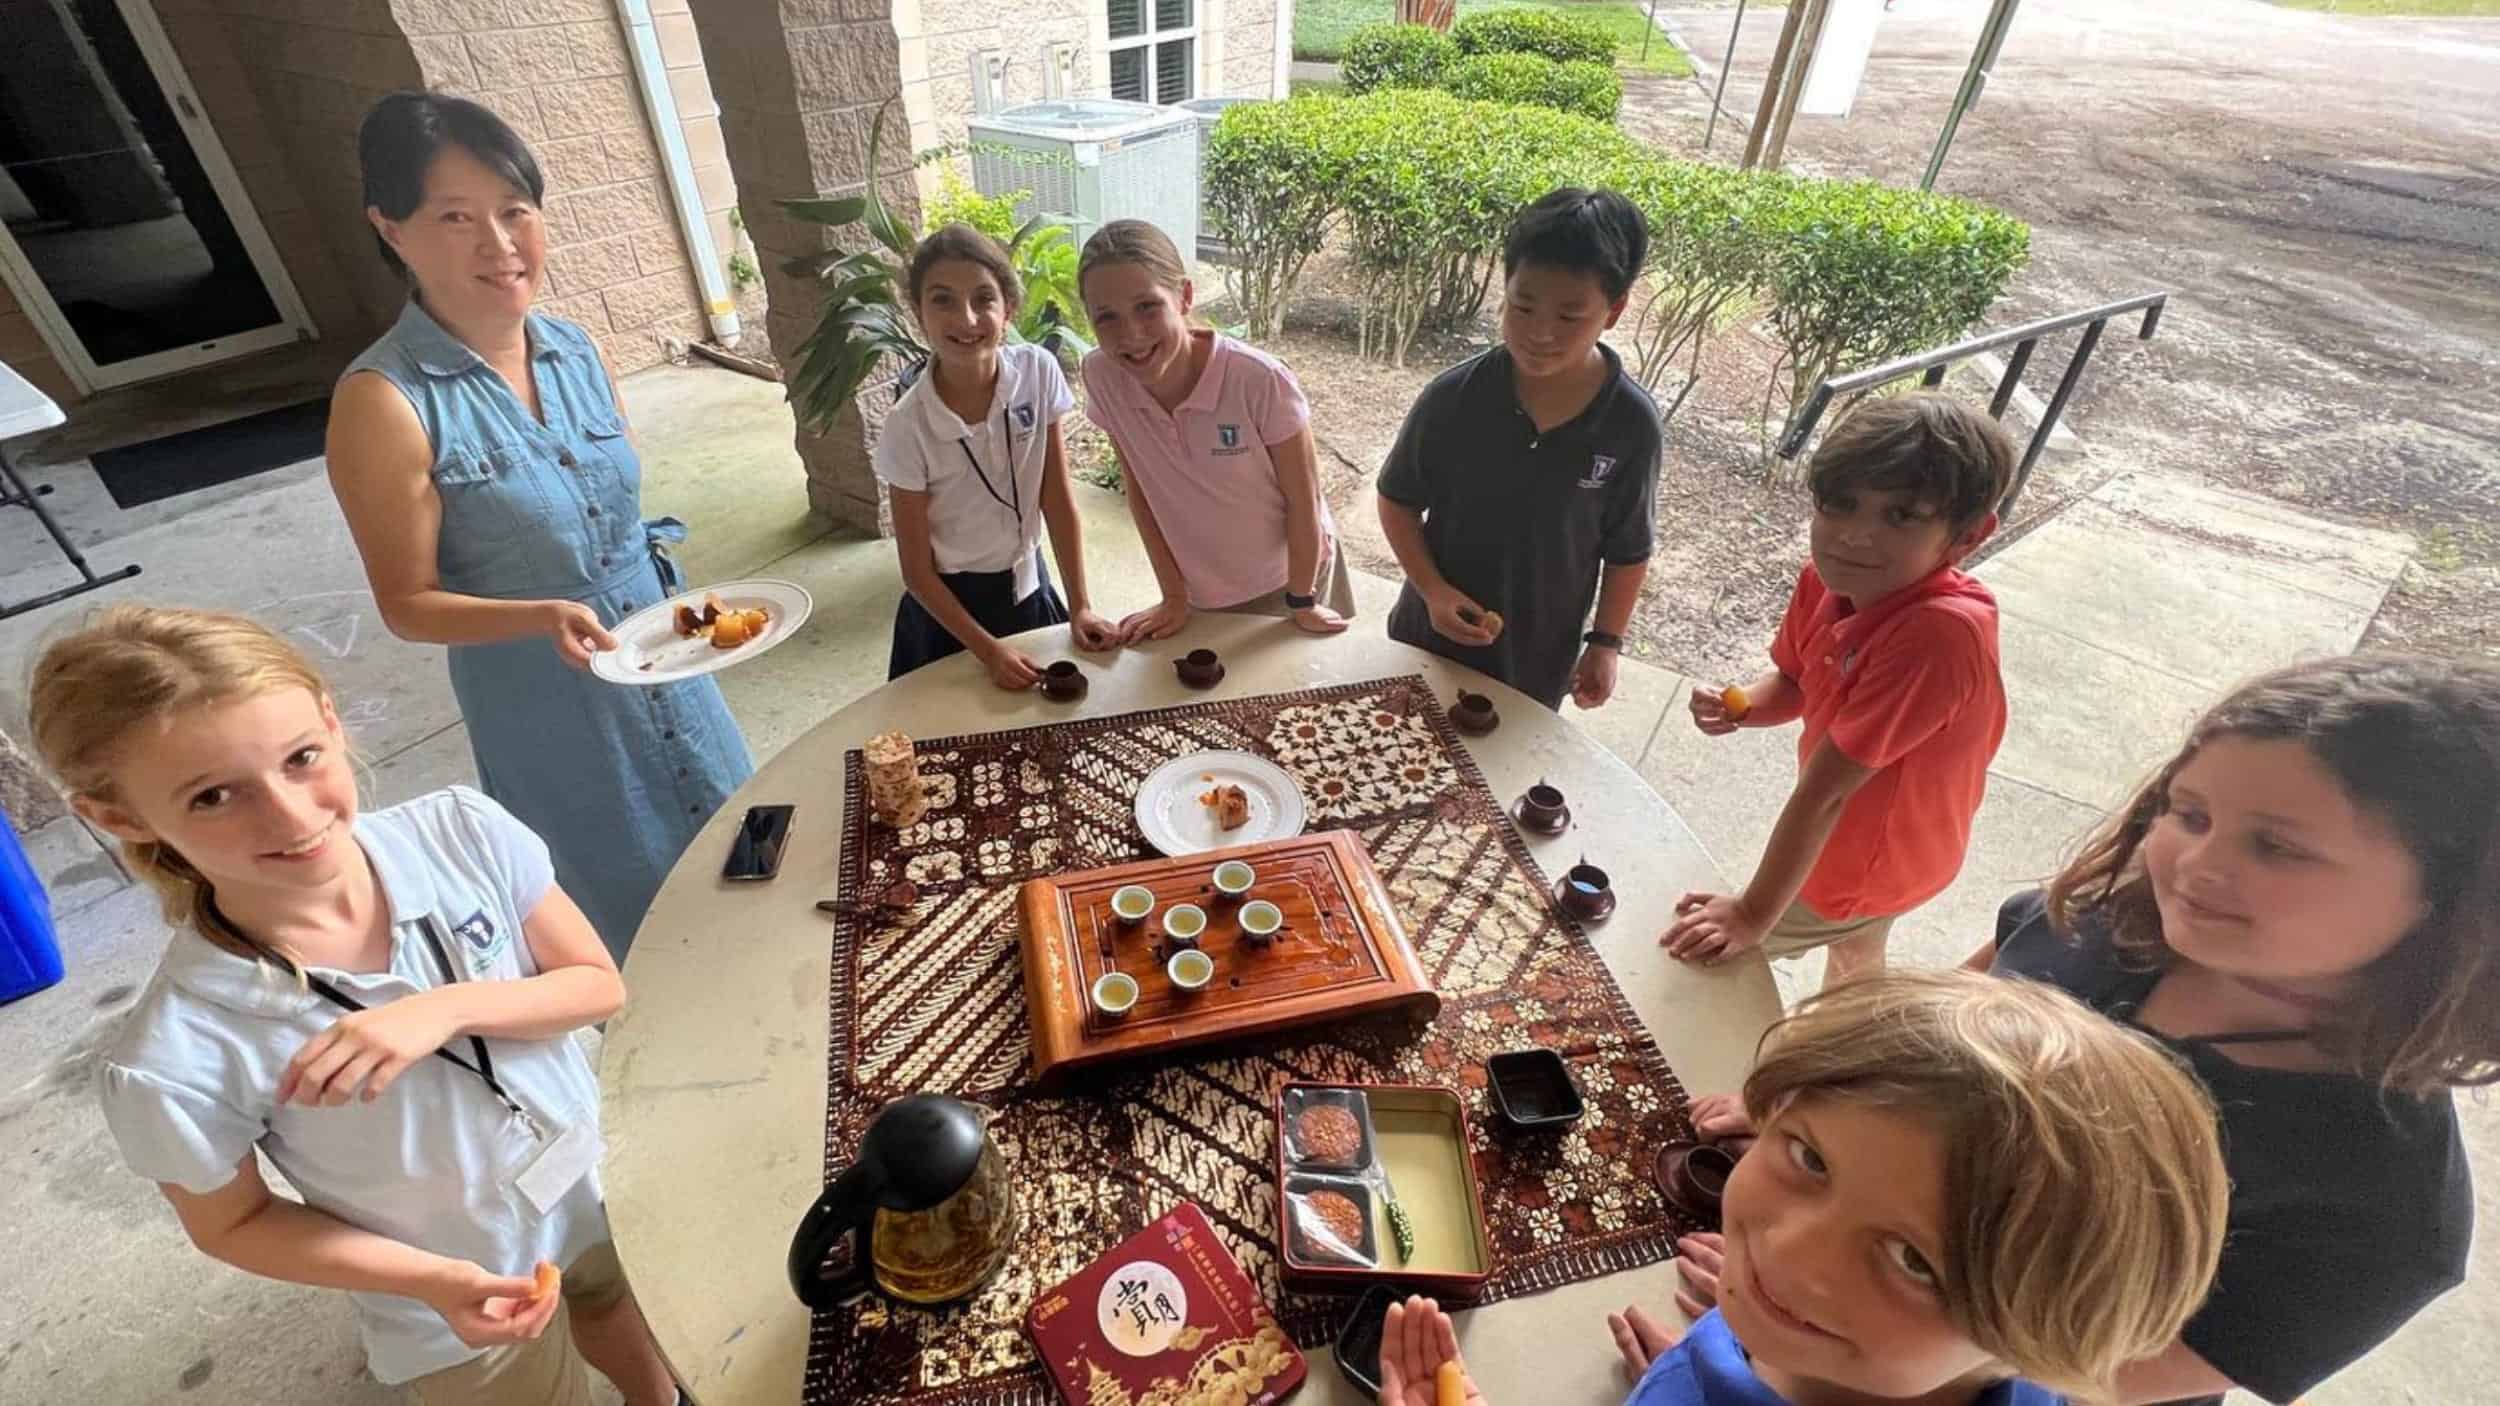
[
  {"xmin": 1111, "ymin": 885, "xmax": 1155, "ymax": 924},
  {"xmin": 1239, "ymin": 900, "xmax": 1283, "ymax": 945},
  {"xmin": 1163, "ymin": 903, "xmax": 1208, "ymax": 949},
  {"xmin": 1091, "ymin": 971, "xmax": 1140, "ymax": 1019},
  {"xmin": 1212, "ymin": 860, "xmax": 1256, "ymax": 899},
  {"xmin": 1166, "ymin": 948, "xmax": 1215, "ymax": 993}
]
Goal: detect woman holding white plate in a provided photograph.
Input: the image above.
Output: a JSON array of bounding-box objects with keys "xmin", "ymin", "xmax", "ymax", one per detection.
[{"xmin": 325, "ymin": 92, "xmax": 752, "ymax": 960}]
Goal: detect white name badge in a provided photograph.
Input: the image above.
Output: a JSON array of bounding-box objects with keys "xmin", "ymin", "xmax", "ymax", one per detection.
[{"xmin": 514, "ymin": 1118, "xmax": 599, "ymax": 1215}]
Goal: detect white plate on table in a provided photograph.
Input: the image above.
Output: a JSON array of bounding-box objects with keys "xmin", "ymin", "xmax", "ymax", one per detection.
[
  {"xmin": 1136, "ymin": 750, "xmax": 1307, "ymax": 856},
  {"xmin": 590, "ymin": 579, "xmax": 812, "ymax": 686}
]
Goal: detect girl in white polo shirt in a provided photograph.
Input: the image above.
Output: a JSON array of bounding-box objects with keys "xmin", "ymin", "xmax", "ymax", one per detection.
[
  {"xmin": 30, "ymin": 605, "xmax": 679, "ymax": 1406},
  {"xmin": 1078, "ymin": 218, "xmax": 1353, "ymax": 641},
  {"xmin": 878, "ymin": 224, "xmax": 1119, "ymax": 685}
]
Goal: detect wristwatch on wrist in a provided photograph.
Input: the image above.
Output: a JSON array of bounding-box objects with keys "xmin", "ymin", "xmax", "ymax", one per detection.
[
  {"xmin": 1284, "ymin": 591, "xmax": 1319, "ymax": 610},
  {"xmin": 1583, "ymin": 629, "xmax": 1623, "ymax": 651}
]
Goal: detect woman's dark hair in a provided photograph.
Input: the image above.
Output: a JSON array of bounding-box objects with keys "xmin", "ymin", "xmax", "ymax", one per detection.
[
  {"xmin": 358, "ymin": 91, "xmax": 544, "ymax": 279},
  {"xmin": 907, "ymin": 224, "xmax": 1022, "ymax": 313},
  {"xmin": 2047, "ymin": 653, "xmax": 2500, "ymax": 1093}
]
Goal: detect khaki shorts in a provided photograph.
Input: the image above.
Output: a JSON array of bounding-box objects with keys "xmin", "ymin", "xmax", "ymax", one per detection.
[
  {"xmin": 1760, "ymin": 897, "xmax": 1900, "ymax": 960},
  {"xmin": 410, "ymin": 1241, "xmax": 633, "ymax": 1406},
  {"xmin": 1211, "ymin": 542, "xmax": 1359, "ymax": 619}
]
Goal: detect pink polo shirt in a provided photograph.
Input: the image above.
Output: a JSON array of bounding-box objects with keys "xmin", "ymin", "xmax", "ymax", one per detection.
[{"xmin": 1081, "ymin": 332, "xmax": 1337, "ymax": 609}]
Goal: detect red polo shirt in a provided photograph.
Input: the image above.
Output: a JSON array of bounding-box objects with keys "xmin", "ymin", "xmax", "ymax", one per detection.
[{"xmin": 1769, "ymin": 563, "xmax": 2006, "ymax": 919}]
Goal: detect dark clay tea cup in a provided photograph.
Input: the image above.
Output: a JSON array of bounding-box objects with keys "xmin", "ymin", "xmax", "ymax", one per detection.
[
  {"xmin": 1451, "ymin": 691, "xmax": 1499, "ymax": 735},
  {"xmin": 1516, "ymin": 783, "xmax": 1570, "ymax": 835},
  {"xmin": 1175, "ymin": 648, "xmax": 1225, "ymax": 688},
  {"xmin": 1557, "ymin": 862, "xmax": 1615, "ymax": 922},
  {"xmin": 1041, "ymin": 661, "xmax": 1087, "ymax": 701}
]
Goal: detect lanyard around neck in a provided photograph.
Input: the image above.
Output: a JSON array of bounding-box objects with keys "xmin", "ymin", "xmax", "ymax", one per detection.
[
  {"xmin": 956, "ymin": 400, "xmax": 1023, "ymax": 536},
  {"xmin": 304, "ymin": 917, "xmax": 527, "ymax": 1119}
]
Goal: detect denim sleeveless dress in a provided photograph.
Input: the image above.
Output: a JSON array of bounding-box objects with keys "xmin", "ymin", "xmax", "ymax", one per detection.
[{"xmin": 341, "ymin": 301, "xmax": 753, "ymax": 960}]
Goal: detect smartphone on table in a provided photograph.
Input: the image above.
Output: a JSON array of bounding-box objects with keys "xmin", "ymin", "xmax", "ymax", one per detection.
[{"xmin": 723, "ymin": 804, "xmax": 796, "ymax": 881}]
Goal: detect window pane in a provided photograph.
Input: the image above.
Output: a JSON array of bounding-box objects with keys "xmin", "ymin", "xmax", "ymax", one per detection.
[
  {"xmin": 1155, "ymin": 37, "xmax": 1193, "ymax": 103},
  {"xmin": 1155, "ymin": 0, "xmax": 1193, "ymax": 32},
  {"xmin": 1109, "ymin": 46, "xmax": 1147, "ymax": 103},
  {"xmin": 1107, "ymin": 0, "xmax": 1144, "ymax": 40}
]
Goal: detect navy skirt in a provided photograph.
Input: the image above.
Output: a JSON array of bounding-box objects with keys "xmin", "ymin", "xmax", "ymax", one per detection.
[{"xmin": 888, "ymin": 553, "xmax": 1071, "ymax": 679}]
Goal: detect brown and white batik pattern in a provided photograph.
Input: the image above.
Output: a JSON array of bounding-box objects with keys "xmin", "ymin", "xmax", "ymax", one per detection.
[{"xmin": 806, "ymin": 677, "xmax": 1700, "ymax": 1406}]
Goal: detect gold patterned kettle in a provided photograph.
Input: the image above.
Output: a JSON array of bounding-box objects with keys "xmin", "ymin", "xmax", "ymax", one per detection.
[{"xmin": 787, "ymin": 1094, "xmax": 1018, "ymax": 1307}]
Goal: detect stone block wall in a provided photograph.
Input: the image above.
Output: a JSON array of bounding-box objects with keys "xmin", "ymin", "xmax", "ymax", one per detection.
[
  {"xmin": 688, "ymin": 0, "xmax": 918, "ymax": 536},
  {"xmin": 392, "ymin": 0, "xmax": 705, "ymax": 375},
  {"xmin": 898, "ymin": 0, "xmax": 1096, "ymax": 159}
]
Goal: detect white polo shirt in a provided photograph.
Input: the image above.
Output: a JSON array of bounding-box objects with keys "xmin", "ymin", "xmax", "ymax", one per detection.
[
  {"xmin": 95, "ymin": 786, "xmax": 609, "ymax": 1385},
  {"xmin": 872, "ymin": 342, "xmax": 1075, "ymax": 602}
]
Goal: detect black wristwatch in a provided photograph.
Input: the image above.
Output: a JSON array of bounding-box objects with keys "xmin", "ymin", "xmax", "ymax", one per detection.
[
  {"xmin": 1284, "ymin": 591, "xmax": 1319, "ymax": 610},
  {"xmin": 1583, "ymin": 629, "xmax": 1623, "ymax": 651}
]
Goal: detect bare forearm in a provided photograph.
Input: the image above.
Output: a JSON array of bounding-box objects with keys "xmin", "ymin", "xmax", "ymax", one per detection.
[
  {"xmin": 201, "ymin": 1194, "xmax": 468, "ymax": 1301},
  {"xmin": 1274, "ymin": 435, "xmax": 1326, "ymax": 597},
  {"xmin": 382, "ymin": 592, "xmax": 558, "ymax": 649},
  {"xmin": 1041, "ymin": 491, "xmax": 1092, "ymax": 615},
  {"xmin": 900, "ymin": 556, "xmax": 1003, "ymax": 658},
  {"xmin": 1591, "ymin": 562, "xmax": 1644, "ymax": 636},
  {"xmin": 1378, "ymin": 499, "xmax": 1450, "ymax": 599},
  {"xmin": 1740, "ymin": 782, "xmax": 1853, "ymax": 921},
  {"xmin": 1123, "ymin": 478, "xmax": 1191, "ymax": 603},
  {"xmin": 432, "ymin": 968, "xmax": 624, "ymax": 1041}
]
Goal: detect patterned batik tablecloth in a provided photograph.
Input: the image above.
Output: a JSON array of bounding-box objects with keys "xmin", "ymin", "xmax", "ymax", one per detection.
[{"xmin": 804, "ymin": 676, "xmax": 1701, "ymax": 1406}]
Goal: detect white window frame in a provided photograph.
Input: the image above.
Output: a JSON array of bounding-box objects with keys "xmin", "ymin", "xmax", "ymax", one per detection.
[{"xmin": 1105, "ymin": 0, "xmax": 1199, "ymax": 105}]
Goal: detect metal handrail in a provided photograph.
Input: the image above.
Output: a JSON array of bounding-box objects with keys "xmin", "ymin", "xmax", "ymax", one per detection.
[{"xmin": 1775, "ymin": 291, "xmax": 2169, "ymax": 516}]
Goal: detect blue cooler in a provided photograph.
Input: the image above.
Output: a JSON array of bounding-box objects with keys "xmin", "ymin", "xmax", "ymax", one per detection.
[{"xmin": 0, "ymin": 809, "xmax": 64, "ymax": 1004}]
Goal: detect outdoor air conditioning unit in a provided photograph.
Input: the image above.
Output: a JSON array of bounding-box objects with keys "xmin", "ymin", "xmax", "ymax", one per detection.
[
  {"xmin": 967, "ymin": 99, "xmax": 1200, "ymax": 273},
  {"xmin": 1176, "ymin": 96, "xmax": 1265, "ymax": 261}
]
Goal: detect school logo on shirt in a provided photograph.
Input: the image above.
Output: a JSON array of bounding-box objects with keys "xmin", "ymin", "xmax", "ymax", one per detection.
[
  {"xmin": 1579, "ymin": 454, "xmax": 1619, "ymax": 489},
  {"xmin": 451, "ymin": 909, "xmax": 504, "ymax": 962},
  {"xmin": 1214, "ymin": 423, "xmax": 1245, "ymax": 455},
  {"xmin": 1013, "ymin": 403, "xmax": 1035, "ymax": 431}
]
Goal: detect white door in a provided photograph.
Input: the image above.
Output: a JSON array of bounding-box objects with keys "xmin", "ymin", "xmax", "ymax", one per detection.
[{"xmin": 0, "ymin": 0, "xmax": 316, "ymax": 393}]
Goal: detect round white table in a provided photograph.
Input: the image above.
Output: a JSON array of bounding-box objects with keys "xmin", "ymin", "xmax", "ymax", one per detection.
[{"xmin": 603, "ymin": 615, "xmax": 1784, "ymax": 1404}]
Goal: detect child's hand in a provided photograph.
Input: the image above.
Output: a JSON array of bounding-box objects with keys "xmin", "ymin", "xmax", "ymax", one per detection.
[
  {"xmin": 1571, "ymin": 646, "xmax": 1618, "ymax": 709},
  {"xmin": 425, "ymin": 1260, "xmax": 561, "ymax": 1349},
  {"xmin": 1378, "ymin": 1296, "xmax": 1488, "ymax": 1406},
  {"xmin": 280, "ymin": 995, "xmax": 461, "ymax": 1107},
  {"xmin": 1119, "ymin": 597, "xmax": 1191, "ymax": 643},
  {"xmin": 974, "ymin": 642, "xmax": 1045, "ymax": 691},
  {"xmin": 1292, "ymin": 604, "xmax": 1350, "ymax": 636},
  {"xmin": 1070, "ymin": 609, "xmax": 1122, "ymax": 652},
  {"xmin": 1424, "ymin": 589, "xmax": 1499, "ymax": 649},
  {"xmin": 1686, "ymin": 1092, "xmax": 1757, "ymax": 1145},
  {"xmin": 1673, "ymin": 1233, "xmax": 1726, "ymax": 1321},
  {"xmin": 1661, "ymin": 892, "xmax": 1772, "ymax": 965},
  {"xmin": 1605, "ymin": 1302, "xmax": 1683, "ymax": 1377},
  {"xmin": 1687, "ymin": 686, "xmax": 1741, "ymax": 736},
  {"xmin": 540, "ymin": 601, "xmax": 616, "ymax": 670}
]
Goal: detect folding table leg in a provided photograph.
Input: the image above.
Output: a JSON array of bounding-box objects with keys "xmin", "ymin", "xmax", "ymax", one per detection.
[{"xmin": 0, "ymin": 441, "xmax": 141, "ymax": 621}]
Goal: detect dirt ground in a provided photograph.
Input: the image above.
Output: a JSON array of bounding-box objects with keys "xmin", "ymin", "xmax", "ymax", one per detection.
[{"xmin": 1656, "ymin": 0, "xmax": 2500, "ymax": 657}]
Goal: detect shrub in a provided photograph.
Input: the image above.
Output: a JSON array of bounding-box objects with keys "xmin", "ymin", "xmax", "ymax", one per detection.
[
  {"xmin": 921, "ymin": 167, "xmax": 1022, "ymax": 244},
  {"xmin": 1755, "ymin": 179, "xmax": 2032, "ymax": 442},
  {"xmin": 1452, "ymin": 9, "xmax": 1616, "ymax": 67},
  {"xmin": 1206, "ymin": 97, "xmax": 1351, "ymax": 340},
  {"xmin": 1443, "ymin": 51, "xmax": 1621, "ymax": 122},
  {"xmin": 1341, "ymin": 23, "xmax": 1457, "ymax": 95},
  {"xmin": 1606, "ymin": 154, "xmax": 1777, "ymax": 416}
]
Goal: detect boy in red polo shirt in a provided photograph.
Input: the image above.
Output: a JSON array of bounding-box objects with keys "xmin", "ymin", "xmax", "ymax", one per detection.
[{"xmin": 1663, "ymin": 394, "xmax": 2016, "ymax": 989}]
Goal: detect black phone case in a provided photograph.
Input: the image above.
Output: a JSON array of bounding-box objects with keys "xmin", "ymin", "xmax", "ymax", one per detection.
[{"xmin": 723, "ymin": 804, "xmax": 795, "ymax": 881}]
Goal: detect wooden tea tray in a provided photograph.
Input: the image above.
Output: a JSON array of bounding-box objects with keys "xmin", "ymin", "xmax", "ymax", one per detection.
[{"xmin": 1019, "ymin": 832, "xmax": 1439, "ymax": 1082}]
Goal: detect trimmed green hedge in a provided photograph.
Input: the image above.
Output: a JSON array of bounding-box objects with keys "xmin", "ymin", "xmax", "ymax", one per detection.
[
  {"xmin": 1452, "ymin": 8, "xmax": 1617, "ymax": 66},
  {"xmin": 1444, "ymin": 51, "xmax": 1621, "ymax": 122},
  {"xmin": 1341, "ymin": 22, "xmax": 1457, "ymax": 94},
  {"xmin": 1204, "ymin": 92, "xmax": 2030, "ymax": 399}
]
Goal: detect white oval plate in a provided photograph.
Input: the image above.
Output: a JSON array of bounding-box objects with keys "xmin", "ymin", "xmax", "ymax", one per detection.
[
  {"xmin": 590, "ymin": 579, "xmax": 813, "ymax": 686},
  {"xmin": 1136, "ymin": 750, "xmax": 1307, "ymax": 856}
]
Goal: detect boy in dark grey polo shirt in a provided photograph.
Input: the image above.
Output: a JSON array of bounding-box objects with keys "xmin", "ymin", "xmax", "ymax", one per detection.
[{"xmin": 1378, "ymin": 188, "xmax": 1661, "ymax": 711}]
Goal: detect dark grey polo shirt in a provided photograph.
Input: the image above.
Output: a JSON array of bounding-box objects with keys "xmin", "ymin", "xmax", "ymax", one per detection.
[{"xmin": 1379, "ymin": 344, "xmax": 1662, "ymax": 708}]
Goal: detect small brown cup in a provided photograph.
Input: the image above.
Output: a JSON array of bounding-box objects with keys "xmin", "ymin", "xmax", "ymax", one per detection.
[
  {"xmin": 1655, "ymin": 1141, "xmax": 1738, "ymax": 1227},
  {"xmin": 1041, "ymin": 660, "xmax": 1087, "ymax": 701},
  {"xmin": 1175, "ymin": 648, "xmax": 1225, "ymax": 689},
  {"xmin": 1516, "ymin": 782, "xmax": 1570, "ymax": 835},
  {"xmin": 1451, "ymin": 691, "xmax": 1499, "ymax": 736},
  {"xmin": 1557, "ymin": 863, "xmax": 1615, "ymax": 922}
]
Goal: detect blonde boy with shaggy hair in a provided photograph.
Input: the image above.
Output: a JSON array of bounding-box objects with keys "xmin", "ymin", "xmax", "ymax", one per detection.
[{"xmin": 1379, "ymin": 972, "xmax": 2228, "ymax": 1406}]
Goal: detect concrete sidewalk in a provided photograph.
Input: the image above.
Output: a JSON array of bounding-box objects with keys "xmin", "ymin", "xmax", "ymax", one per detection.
[{"xmin": 2, "ymin": 360, "xmax": 2479, "ymax": 1406}]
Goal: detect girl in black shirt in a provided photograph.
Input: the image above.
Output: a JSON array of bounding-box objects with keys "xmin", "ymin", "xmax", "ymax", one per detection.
[{"xmin": 1677, "ymin": 653, "xmax": 2492, "ymax": 1405}]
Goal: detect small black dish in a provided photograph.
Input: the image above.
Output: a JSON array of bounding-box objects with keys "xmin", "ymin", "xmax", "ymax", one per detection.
[
  {"xmin": 1040, "ymin": 660, "xmax": 1087, "ymax": 701},
  {"xmin": 1334, "ymin": 1281, "xmax": 1421, "ymax": 1397},
  {"xmin": 1284, "ymin": 1173, "xmax": 1378, "ymax": 1268},
  {"xmin": 1487, "ymin": 1048, "xmax": 1586, "ymax": 1131}
]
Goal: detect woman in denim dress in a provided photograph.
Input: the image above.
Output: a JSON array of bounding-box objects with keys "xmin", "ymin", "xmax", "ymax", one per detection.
[{"xmin": 326, "ymin": 93, "xmax": 751, "ymax": 962}]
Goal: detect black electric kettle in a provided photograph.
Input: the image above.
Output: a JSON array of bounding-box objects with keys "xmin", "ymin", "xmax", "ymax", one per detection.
[{"xmin": 786, "ymin": 1094, "xmax": 1019, "ymax": 1307}]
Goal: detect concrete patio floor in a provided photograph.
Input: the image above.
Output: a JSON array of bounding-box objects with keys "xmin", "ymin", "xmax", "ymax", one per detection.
[{"xmin": 0, "ymin": 359, "xmax": 2487, "ymax": 1403}]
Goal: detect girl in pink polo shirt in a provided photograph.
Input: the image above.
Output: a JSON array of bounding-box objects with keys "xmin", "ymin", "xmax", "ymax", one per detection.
[{"xmin": 1077, "ymin": 219, "xmax": 1353, "ymax": 641}]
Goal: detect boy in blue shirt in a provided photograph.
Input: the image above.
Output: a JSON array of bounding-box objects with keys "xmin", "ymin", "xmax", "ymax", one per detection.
[{"xmin": 1375, "ymin": 973, "xmax": 2229, "ymax": 1406}]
